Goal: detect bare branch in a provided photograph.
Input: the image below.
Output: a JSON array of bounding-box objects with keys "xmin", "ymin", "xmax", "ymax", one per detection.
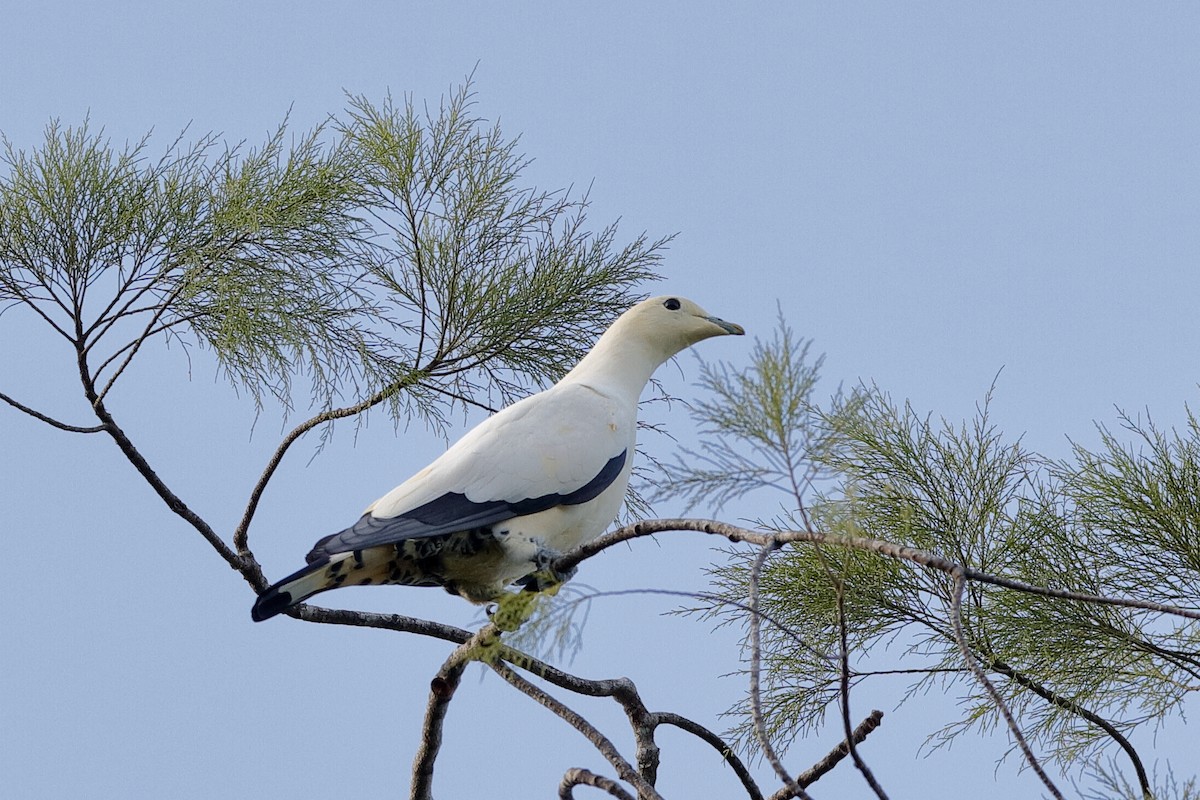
[
  {"xmin": 76, "ymin": 344, "xmax": 248, "ymax": 576},
  {"xmin": 410, "ymin": 659, "xmax": 466, "ymax": 800},
  {"xmin": 835, "ymin": 585, "xmax": 888, "ymax": 799},
  {"xmin": 555, "ymin": 519, "xmax": 1200, "ymax": 622},
  {"xmin": 427, "ymin": 383, "xmax": 499, "ymax": 414},
  {"xmin": 748, "ymin": 540, "xmax": 815, "ymax": 800},
  {"xmin": 559, "ymin": 768, "xmax": 637, "ymax": 800},
  {"xmin": 654, "ymin": 712, "xmax": 765, "ymax": 800},
  {"xmin": 490, "ymin": 662, "xmax": 663, "ymax": 800},
  {"xmin": 292, "ymin": 602, "xmax": 474, "ymax": 643},
  {"xmin": 233, "ymin": 373, "xmax": 421, "ymax": 555},
  {"xmin": 985, "ymin": 657, "xmax": 1153, "ymax": 799},
  {"xmin": 296, "ymin": 603, "xmax": 765, "ymax": 797},
  {"xmin": 949, "ymin": 570, "xmax": 1063, "ymax": 800},
  {"xmin": 1, "ymin": 390, "xmax": 106, "ymax": 433},
  {"xmin": 766, "ymin": 710, "xmax": 885, "ymax": 800},
  {"xmin": 499, "ymin": 622, "xmax": 765, "ymax": 798}
]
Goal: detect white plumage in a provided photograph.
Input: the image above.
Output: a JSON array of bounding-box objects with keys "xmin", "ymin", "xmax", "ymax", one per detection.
[{"xmin": 252, "ymin": 295, "xmax": 743, "ymax": 621}]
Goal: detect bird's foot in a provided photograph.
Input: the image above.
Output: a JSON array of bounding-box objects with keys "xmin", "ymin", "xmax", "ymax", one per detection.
[{"xmin": 517, "ymin": 547, "xmax": 576, "ymax": 594}]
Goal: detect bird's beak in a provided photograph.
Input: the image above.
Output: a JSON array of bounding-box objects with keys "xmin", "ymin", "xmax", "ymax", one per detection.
[{"xmin": 705, "ymin": 315, "xmax": 745, "ymax": 336}]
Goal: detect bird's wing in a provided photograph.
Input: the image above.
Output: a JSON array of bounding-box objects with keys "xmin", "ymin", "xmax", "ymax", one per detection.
[{"xmin": 306, "ymin": 384, "xmax": 631, "ymax": 562}]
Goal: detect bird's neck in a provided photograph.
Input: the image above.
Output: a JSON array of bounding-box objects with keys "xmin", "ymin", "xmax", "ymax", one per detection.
[{"xmin": 560, "ymin": 329, "xmax": 665, "ymax": 405}]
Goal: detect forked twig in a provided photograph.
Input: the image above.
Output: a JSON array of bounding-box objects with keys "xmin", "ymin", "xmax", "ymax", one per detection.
[
  {"xmin": 835, "ymin": 587, "xmax": 888, "ymax": 799},
  {"xmin": 490, "ymin": 662, "xmax": 663, "ymax": 800},
  {"xmin": 766, "ymin": 710, "xmax": 885, "ymax": 800},
  {"xmin": 949, "ymin": 570, "xmax": 1063, "ymax": 800},
  {"xmin": 747, "ymin": 540, "xmax": 815, "ymax": 800},
  {"xmin": 233, "ymin": 373, "xmax": 421, "ymax": 554}
]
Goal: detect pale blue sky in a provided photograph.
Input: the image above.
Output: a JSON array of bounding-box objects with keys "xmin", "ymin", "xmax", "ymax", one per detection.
[{"xmin": 3, "ymin": 3, "xmax": 1198, "ymax": 798}]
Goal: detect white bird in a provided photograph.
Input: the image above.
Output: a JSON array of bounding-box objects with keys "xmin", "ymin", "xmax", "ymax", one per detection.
[{"xmin": 251, "ymin": 296, "xmax": 743, "ymax": 621}]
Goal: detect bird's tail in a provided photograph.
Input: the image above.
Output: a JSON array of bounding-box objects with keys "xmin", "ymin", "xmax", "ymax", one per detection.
[{"xmin": 252, "ymin": 557, "xmax": 345, "ymax": 622}]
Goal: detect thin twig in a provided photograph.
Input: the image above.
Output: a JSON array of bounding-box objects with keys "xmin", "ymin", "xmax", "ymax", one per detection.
[
  {"xmin": 565, "ymin": 587, "xmax": 836, "ymax": 667},
  {"xmin": 88, "ymin": 311, "xmax": 207, "ymax": 380},
  {"xmin": 12, "ymin": 286, "xmax": 75, "ymax": 342},
  {"xmin": 0, "ymin": 390, "xmax": 106, "ymax": 433},
  {"xmin": 93, "ymin": 282, "xmax": 189, "ymax": 403},
  {"xmin": 81, "ymin": 260, "xmax": 163, "ymax": 345},
  {"xmin": 747, "ymin": 540, "xmax": 815, "ymax": 800},
  {"xmin": 233, "ymin": 373, "xmax": 421, "ymax": 555},
  {"xmin": 835, "ymin": 587, "xmax": 888, "ymax": 799},
  {"xmin": 807, "ymin": 541, "xmax": 887, "ymax": 798},
  {"xmin": 949, "ymin": 570, "xmax": 1064, "ymax": 800},
  {"xmin": 985, "ymin": 656, "xmax": 1152, "ymax": 799},
  {"xmin": 654, "ymin": 712, "xmax": 765, "ymax": 800},
  {"xmin": 766, "ymin": 710, "xmax": 885, "ymax": 800},
  {"xmin": 490, "ymin": 662, "xmax": 663, "ymax": 800}
]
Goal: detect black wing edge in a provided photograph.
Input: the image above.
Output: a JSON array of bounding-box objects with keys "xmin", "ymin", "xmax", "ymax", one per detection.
[{"xmin": 307, "ymin": 449, "xmax": 628, "ymax": 561}]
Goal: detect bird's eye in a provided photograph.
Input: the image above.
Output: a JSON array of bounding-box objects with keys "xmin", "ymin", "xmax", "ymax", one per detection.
[{"xmin": 663, "ymin": 298, "xmax": 681, "ymax": 311}]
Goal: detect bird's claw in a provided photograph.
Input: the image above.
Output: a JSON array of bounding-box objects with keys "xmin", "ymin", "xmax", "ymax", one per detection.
[{"xmin": 518, "ymin": 547, "xmax": 577, "ymax": 593}]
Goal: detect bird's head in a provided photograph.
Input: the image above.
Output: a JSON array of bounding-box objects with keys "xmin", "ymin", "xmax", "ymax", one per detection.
[
  {"xmin": 565, "ymin": 295, "xmax": 744, "ymax": 392},
  {"xmin": 619, "ymin": 295, "xmax": 745, "ymax": 357}
]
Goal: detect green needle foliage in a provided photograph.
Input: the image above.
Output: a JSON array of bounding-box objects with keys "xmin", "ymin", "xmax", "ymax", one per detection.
[
  {"xmin": 659, "ymin": 316, "xmax": 1199, "ymax": 800},
  {"xmin": 0, "ymin": 117, "xmax": 376, "ymax": 411},
  {"xmin": 340, "ymin": 85, "xmax": 668, "ymax": 422},
  {"xmin": 0, "ymin": 81, "xmax": 663, "ymax": 433}
]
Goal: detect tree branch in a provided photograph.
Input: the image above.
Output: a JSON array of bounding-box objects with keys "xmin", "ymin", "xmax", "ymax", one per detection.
[
  {"xmin": 490, "ymin": 662, "xmax": 664, "ymax": 800},
  {"xmin": 607, "ymin": 679, "xmax": 660, "ymax": 785},
  {"xmin": 949, "ymin": 570, "xmax": 1063, "ymax": 800},
  {"xmin": 13, "ymin": 278, "xmax": 76, "ymax": 341},
  {"xmin": 410, "ymin": 658, "xmax": 466, "ymax": 800},
  {"xmin": 0, "ymin": 390, "xmax": 106, "ymax": 433},
  {"xmin": 555, "ymin": 519, "xmax": 1200, "ymax": 623},
  {"xmin": 654, "ymin": 712, "xmax": 764, "ymax": 800},
  {"xmin": 500, "ymin": 644, "xmax": 769, "ymax": 796},
  {"xmin": 76, "ymin": 343, "xmax": 249, "ymax": 576},
  {"xmin": 292, "ymin": 603, "xmax": 473, "ymax": 644},
  {"xmin": 835, "ymin": 586, "xmax": 888, "ymax": 799},
  {"xmin": 748, "ymin": 540, "xmax": 815, "ymax": 800},
  {"xmin": 765, "ymin": 710, "xmax": 885, "ymax": 800},
  {"xmin": 552, "ymin": 518, "xmax": 1195, "ymax": 798},
  {"xmin": 295, "ymin": 602, "xmax": 768, "ymax": 797},
  {"xmin": 233, "ymin": 372, "xmax": 422, "ymax": 556},
  {"xmin": 986, "ymin": 656, "xmax": 1152, "ymax": 800},
  {"xmin": 559, "ymin": 768, "xmax": 636, "ymax": 800}
]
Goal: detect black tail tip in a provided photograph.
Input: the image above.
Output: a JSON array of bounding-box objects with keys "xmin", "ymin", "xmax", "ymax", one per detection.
[{"xmin": 251, "ymin": 590, "xmax": 294, "ymax": 622}]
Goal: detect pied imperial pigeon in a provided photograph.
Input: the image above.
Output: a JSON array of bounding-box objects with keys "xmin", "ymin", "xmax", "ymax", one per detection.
[{"xmin": 252, "ymin": 296, "xmax": 743, "ymax": 621}]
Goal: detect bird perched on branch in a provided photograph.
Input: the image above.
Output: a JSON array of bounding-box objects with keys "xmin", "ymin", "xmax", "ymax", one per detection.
[{"xmin": 251, "ymin": 296, "xmax": 743, "ymax": 622}]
